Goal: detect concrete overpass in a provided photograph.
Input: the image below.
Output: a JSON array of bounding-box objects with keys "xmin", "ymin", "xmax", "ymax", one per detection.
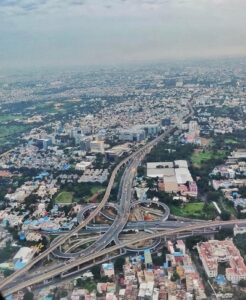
[{"xmin": 2, "ymin": 219, "xmax": 246, "ymax": 297}]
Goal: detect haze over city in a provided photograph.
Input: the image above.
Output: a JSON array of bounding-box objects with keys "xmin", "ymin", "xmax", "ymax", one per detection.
[
  {"xmin": 0, "ymin": 1, "xmax": 246, "ymax": 300},
  {"xmin": 0, "ymin": 0, "xmax": 246, "ymax": 71}
]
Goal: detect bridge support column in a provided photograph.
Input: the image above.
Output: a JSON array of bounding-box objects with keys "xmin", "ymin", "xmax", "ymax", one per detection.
[{"xmin": 47, "ymin": 254, "xmax": 50, "ymax": 261}]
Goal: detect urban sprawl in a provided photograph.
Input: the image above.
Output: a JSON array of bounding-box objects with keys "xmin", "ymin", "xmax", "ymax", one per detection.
[{"xmin": 0, "ymin": 61, "xmax": 246, "ymax": 300}]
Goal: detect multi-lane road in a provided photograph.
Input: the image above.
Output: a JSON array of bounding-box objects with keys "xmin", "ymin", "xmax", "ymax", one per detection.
[
  {"xmin": 3, "ymin": 219, "xmax": 246, "ymax": 296},
  {"xmin": 3, "ymin": 97, "xmax": 232, "ymax": 297},
  {"xmin": 1, "ymin": 97, "xmax": 185, "ymax": 291}
]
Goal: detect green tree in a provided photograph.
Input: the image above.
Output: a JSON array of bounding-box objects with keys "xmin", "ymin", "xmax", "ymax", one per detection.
[
  {"xmin": 91, "ymin": 265, "xmax": 101, "ymax": 280},
  {"xmin": 220, "ymin": 211, "xmax": 230, "ymax": 221},
  {"xmin": 171, "ymin": 270, "xmax": 180, "ymax": 282},
  {"xmin": 114, "ymin": 257, "xmax": 125, "ymax": 272},
  {"xmin": 239, "ymin": 279, "xmax": 246, "ymax": 288},
  {"xmin": 207, "ymin": 191, "xmax": 221, "ymax": 202},
  {"xmin": 23, "ymin": 291, "xmax": 34, "ymax": 300},
  {"xmin": 214, "ymin": 228, "xmax": 233, "ymax": 240},
  {"xmin": 186, "ymin": 236, "xmax": 207, "ymax": 251}
]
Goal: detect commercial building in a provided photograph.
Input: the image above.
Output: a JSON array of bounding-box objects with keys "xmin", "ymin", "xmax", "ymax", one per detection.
[
  {"xmin": 197, "ymin": 240, "xmax": 246, "ymax": 284},
  {"xmin": 161, "ymin": 118, "xmax": 171, "ymax": 127},
  {"xmin": 147, "ymin": 160, "xmax": 197, "ymax": 197},
  {"xmin": 75, "ymin": 161, "xmax": 92, "ymax": 171},
  {"xmin": 136, "ymin": 124, "xmax": 161, "ymax": 137},
  {"xmin": 13, "ymin": 247, "xmax": 36, "ymax": 269},
  {"xmin": 36, "ymin": 138, "xmax": 52, "ymax": 150},
  {"xmin": 231, "ymin": 149, "xmax": 246, "ymax": 159},
  {"xmin": 105, "ymin": 143, "xmax": 131, "ymax": 161},
  {"xmin": 90, "ymin": 140, "xmax": 105, "ymax": 154},
  {"xmin": 119, "ymin": 128, "xmax": 145, "ymax": 142}
]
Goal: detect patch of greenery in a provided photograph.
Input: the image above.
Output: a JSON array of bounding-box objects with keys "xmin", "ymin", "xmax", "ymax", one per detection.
[
  {"xmin": 0, "ymin": 241, "xmax": 19, "ymax": 263},
  {"xmin": 55, "ymin": 191, "xmax": 74, "ymax": 204},
  {"xmin": 0, "ymin": 114, "xmax": 23, "ymax": 123},
  {"xmin": 59, "ymin": 182, "xmax": 106, "ymax": 204},
  {"xmin": 170, "ymin": 202, "xmax": 217, "ymax": 220},
  {"xmin": 191, "ymin": 150, "xmax": 226, "ymax": 168},
  {"xmin": 225, "ymin": 139, "xmax": 238, "ymax": 145},
  {"xmin": 76, "ymin": 278, "xmax": 96, "ymax": 293},
  {"xmin": 233, "ymin": 233, "xmax": 246, "ymax": 256},
  {"xmin": 145, "ymin": 142, "xmax": 194, "ymax": 163},
  {"xmin": 0, "ymin": 124, "xmax": 30, "ymax": 147}
]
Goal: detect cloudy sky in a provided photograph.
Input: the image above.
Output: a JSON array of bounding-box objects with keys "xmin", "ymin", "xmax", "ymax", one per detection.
[{"xmin": 0, "ymin": 0, "xmax": 246, "ymax": 71}]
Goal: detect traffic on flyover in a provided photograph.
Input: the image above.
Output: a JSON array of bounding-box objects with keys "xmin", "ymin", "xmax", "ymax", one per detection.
[{"xmin": 2, "ymin": 98, "xmax": 245, "ymax": 298}]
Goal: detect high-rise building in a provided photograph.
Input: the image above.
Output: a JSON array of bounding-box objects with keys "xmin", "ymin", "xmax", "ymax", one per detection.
[{"xmin": 119, "ymin": 128, "xmax": 145, "ymax": 142}]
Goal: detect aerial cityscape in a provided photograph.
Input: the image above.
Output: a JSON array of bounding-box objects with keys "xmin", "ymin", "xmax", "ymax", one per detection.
[{"xmin": 0, "ymin": 1, "xmax": 246, "ymax": 300}]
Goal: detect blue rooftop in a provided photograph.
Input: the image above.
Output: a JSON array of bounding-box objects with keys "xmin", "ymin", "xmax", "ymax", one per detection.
[
  {"xmin": 35, "ymin": 172, "xmax": 49, "ymax": 180},
  {"xmin": 14, "ymin": 260, "xmax": 26, "ymax": 270},
  {"xmin": 102, "ymin": 263, "xmax": 114, "ymax": 270},
  {"xmin": 174, "ymin": 251, "xmax": 183, "ymax": 257},
  {"xmin": 215, "ymin": 274, "xmax": 226, "ymax": 285}
]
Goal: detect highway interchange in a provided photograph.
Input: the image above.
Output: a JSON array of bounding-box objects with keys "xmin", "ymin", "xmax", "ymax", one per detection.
[{"xmin": 2, "ymin": 98, "xmax": 246, "ymax": 297}]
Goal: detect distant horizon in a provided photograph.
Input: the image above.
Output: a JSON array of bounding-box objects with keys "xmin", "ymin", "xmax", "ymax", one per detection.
[
  {"xmin": 1, "ymin": 0, "xmax": 246, "ymax": 73},
  {"xmin": 1, "ymin": 55, "xmax": 246, "ymax": 77}
]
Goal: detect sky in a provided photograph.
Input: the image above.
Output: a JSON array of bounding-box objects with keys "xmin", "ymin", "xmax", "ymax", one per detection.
[{"xmin": 0, "ymin": 0, "xmax": 246, "ymax": 71}]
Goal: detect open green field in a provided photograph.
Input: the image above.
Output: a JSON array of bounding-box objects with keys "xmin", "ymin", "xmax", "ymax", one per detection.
[
  {"xmin": 0, "ymin": 114, "xmax": 23, "ymax": 123},
  {"xmin": 84, "ymin": 185, "xmax": 106, "ymax": 202},
  {"xmin": 0, "ymin": 125, "xmax": 28, "ymax": 146},
  {"xmin": 225, "ymin": 139, "xmax": 239, "ymax": 145},
  {"xmin": 191, "ymin": 150, "xmax": 226, "ymax": 168},
  {"xmin": 170, "ymin": 202, "xmax": 216, "ymax": 220},
  {"xmin": 55, "ymin": 191, "xmax": 74, "ymax": 204},
  {"xmin": 90, "ymin": 185, "xmax": 105, "ymax": 194}
]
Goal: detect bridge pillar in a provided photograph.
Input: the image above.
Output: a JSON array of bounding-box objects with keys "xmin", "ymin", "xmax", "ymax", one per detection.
[{"xmin": 47, "ymin": 254, "xmax": 50, "ymax": 261}]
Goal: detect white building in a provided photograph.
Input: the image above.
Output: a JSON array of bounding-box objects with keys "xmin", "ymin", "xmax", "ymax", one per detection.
[
  {"xmin": 75, "ymin": 161, "xmax": 92, "ymax": 171},
  {"xmin": 13, "ymin": 247, "xmax": 35, "ymax": 265},
  {"xmin": 90, "ymin": 140, "xmax": 105, "ymax": 154}
]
